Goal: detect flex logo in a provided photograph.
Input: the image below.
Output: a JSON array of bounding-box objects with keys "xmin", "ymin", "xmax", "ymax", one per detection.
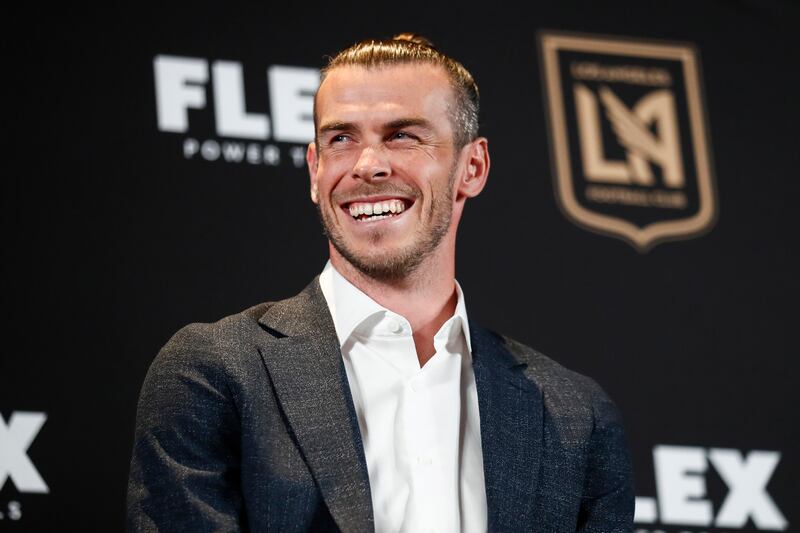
[
  {"xmin": 538, "ymin": 31, "xmax": 717, "ymax": 251},
  {"xmin": 153, "ymin": 55, "xmax": 319, "ymax": 166},
  {"xmin": 0, "ymin": 412, "xmax": 48, "ymax": 493},
  {"xmin": 635, "ymin": 445, "xmax": 787, "ymax": 531}
]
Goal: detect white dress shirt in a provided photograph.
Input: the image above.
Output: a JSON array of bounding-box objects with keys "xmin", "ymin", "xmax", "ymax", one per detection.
[{"xmin": 319, "ymin": 261, "xmax": 487, "ymax": 533}]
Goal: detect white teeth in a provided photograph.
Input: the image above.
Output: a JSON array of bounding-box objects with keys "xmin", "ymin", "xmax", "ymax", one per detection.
[
  {"xmin": 348, "ymin": 199, "xmax": 409, "ymax": 218},
  {"xmin": 356, "ymin": 213, "xmax": 396, "ymax": 222}
]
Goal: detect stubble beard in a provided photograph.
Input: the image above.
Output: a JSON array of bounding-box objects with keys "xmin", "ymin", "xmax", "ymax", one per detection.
[{"xmin": 316, "ymin": 168, "xmax": 457, "ymax": 283}]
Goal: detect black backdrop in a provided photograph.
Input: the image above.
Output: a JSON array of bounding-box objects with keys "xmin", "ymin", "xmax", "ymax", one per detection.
[{"xmin": 2, "ymin": 3, "xmax": 797, "ymax": 531}]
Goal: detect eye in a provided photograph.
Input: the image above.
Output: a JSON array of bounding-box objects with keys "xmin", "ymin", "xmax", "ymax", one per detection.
[
  {"xmin": 330, "ymin": 134, "xmax": 350, "ymax": 144},
  {"xmin": 391, "ymin": 131, "xmax": 414, "ymax": 141}
]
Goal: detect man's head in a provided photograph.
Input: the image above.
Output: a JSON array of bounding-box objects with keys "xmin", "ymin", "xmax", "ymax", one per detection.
[{"xmin": 307, "ymin": 34, "xmax": 490, "ymax": 282}]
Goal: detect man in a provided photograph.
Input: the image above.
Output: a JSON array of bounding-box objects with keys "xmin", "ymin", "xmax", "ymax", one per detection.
[{"xmin": 127, "ymin": 34, "xmax": 634, "ymax": 532}]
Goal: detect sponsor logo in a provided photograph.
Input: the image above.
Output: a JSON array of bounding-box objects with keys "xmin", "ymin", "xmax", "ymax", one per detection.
[
  {"xmin": 635, "ymin": 445, "xmax": 787, "ymax": 531},
  {"xmin": 153, "ymin": 55, "xmax": 319, "ymax": 167},
  {"xmin": 0, "ymin": 411, "xmax": 48, "ymax": 494},
  {"xmin": 538, "ymin": 31, "xmax": 717, "ymax": 251}
]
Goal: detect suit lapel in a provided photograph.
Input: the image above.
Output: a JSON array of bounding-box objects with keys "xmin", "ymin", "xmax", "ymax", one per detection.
[
  {"xmin": 471, "ymin": 323, "xmax": 544, "ymax": 530},
  {"xmin": 256, "ymin": 277, "xmax": 373, "ymax": 532}
]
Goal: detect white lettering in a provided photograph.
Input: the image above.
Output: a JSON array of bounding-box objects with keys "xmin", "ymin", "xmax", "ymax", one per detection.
[
  {"xmin": 154, "ymin": 55, "xmax": 208, "ymax": 133},
  {"xmin": 201, "ymin": 139, "xmax": 221, "ymax": 161},
  {"xmin": 709, "ymin": 448, "xmax": 787, "ymax": 530},
  {"xmin": 222, "ymin": 141, "xmax": 247, "ymax": 163},
  {"xmin": 212, "ymin": 61, "xmax": 270, "ymax": 139},
  {"xmin": 289, "ymin": 146, "xmax": 307, "ymax": 168},
  {"xmin": 654, "ymin": 445, "xmax": 712, "ymax": 526},
  {"xmin": 268, "ymin": 65, "xmax": 318, "ymax": 143},
  {"xmin": 183, "ymin": 137, "xmax": 200, "ymax": 158},
  {"xmin": 634, "ymin": 496, "xmax": 658, "ymax": 523},
  {"xmin": 263, "ymin": 144, "xmax": 280, "ymax": 166},
  {"xmin": 0, "ymin": 412, "xmax": 49, "ymax": 493}
]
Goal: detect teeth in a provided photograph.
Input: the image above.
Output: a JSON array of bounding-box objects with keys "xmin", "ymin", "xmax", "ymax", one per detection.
[
  {"xmin": 356, "ymin": 213, "xmax": 396, "ymax": 222},
  {"xmin": 348, "ymin": 199, "xmax": 408, "ymax": 218}
]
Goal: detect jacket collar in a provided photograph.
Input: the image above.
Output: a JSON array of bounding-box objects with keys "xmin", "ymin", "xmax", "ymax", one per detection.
[
  {"xmin": 257, "ymin": 276, "xmax": 374, "ymax": 532},
  {"xmin": 470, "ymin": 322, "xmax": 544, "ymax": 530}
]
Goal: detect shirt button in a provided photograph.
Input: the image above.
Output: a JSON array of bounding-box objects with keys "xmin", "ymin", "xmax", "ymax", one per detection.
[{"xmin": 387, "ymin": 319, "xmax": 403, "ymax": 334}]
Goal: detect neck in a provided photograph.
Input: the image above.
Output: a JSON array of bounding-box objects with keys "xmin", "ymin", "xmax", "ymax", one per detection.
[{"xmin": 329, "ymin": 240, "xmax": 458, "ymax": 366}]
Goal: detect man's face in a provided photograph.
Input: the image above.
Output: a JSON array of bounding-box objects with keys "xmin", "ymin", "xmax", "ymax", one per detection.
[{"xmin": 308, "ymin": 63, "xmax": 463, "ymax": 281}]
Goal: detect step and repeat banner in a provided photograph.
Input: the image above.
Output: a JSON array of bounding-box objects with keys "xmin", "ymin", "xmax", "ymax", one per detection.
[{"xmin": 3, "ymin": 4, "xmax": 797, "ymax": 531}]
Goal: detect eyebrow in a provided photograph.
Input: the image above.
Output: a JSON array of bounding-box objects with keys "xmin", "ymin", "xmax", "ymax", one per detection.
[
  {"xmin": 318, "ymin": 121, "xmax": 357, "ymax": 136},
  {"xmin": 385, "ymin": 117, "xmax": 435, "ymax": 131},
  {"xmin": 318, "ymin": 117, "xmax": 435, "ymax": 136}
]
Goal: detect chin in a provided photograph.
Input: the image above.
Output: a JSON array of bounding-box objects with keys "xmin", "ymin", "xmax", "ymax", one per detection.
[{"xmin": 336, "ymin": 242, "xmax": 426, "ymax": 282}]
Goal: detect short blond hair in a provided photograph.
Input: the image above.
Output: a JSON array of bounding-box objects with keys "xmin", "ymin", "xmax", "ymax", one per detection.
[{"xmin": 316, "ymin": 33, "xmax": 480, "ymax": 150}]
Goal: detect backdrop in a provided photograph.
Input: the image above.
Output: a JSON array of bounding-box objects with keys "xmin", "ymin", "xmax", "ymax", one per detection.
[{"xmin": 3, "ymin": 3, "xmax": 797, "ymax": 531}]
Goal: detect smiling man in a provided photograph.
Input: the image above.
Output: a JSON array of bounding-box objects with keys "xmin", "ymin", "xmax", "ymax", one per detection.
[{"xmin": 127, "ymin": 34, "xmax": 634, "ymax": 532}]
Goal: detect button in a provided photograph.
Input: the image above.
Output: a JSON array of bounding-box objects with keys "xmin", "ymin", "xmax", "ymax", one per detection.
[{"xmin": 387, "ymin": 319, "xmax": 403, "ymax": 333}]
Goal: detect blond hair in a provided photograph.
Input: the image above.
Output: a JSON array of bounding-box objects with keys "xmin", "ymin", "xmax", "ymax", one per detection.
[{"xmin": 316, "ymin": 33, "xmax": 480, "ymax": 149}]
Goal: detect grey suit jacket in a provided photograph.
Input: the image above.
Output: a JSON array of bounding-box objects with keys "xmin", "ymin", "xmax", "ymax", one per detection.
[{"xmin": 127, "ymin": 276, "xmax": 634, "ymax": 532}]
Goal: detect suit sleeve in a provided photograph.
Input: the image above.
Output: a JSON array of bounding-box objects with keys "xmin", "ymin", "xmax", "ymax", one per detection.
[
  {"xmin": 576, "ymin": 380, "xmax": 635, "ymax": 532},
  {"xmin": 126, "ymin": 326, "xmax": 245, "ymax": 532}
]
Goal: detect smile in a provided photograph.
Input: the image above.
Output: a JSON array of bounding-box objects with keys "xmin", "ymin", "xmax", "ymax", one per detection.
[{"xmin": 342, "ymin": 197, "xmax": 414, "ymax": 223}]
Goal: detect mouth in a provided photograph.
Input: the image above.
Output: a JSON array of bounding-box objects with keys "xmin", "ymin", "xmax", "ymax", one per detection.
[{"xmin": 340, "ymin": 196, "xmax": 415, "ymax": 224}]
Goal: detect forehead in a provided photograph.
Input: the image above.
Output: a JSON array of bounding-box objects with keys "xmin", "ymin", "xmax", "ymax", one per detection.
[{"xmin": 315, "ymin": 63, "xmax": 455, "ymax": 128}]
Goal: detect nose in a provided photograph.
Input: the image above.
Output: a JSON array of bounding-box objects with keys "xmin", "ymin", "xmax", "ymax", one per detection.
[{"xmin": 353, "ymin": 145, "xmax": 390, "ymax": 181}]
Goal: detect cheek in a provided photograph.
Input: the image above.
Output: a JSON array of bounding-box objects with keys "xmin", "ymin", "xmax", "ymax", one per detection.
[
  {"xmin": 316, "ymin": 158, "xmax": 354, "ymax": 194},
  {"xmin": 394, "ymin": 153, "xmax": 441, "ymax": 179},
  {"xmin": 395, "ymin": 158, "xmax": 446, "ymax": 195}
]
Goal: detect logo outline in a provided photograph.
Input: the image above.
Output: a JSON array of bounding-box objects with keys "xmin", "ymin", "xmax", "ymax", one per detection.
[{"xmin": 537, "ymin": 30, "xmax": 718, "ymax": 252}]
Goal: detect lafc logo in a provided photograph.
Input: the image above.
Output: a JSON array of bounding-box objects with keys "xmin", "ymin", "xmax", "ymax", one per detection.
[{"xmin": 539, "ymin": 32, "xmax": 717, "ymax": 251}]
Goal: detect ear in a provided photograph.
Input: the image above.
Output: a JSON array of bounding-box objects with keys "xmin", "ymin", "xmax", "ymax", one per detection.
[
  {"xmin": 306, "ymin": 142, "xmax": 319, "ymax": 204},
  {"xmin": 456, "ymin": 137, "xmax": 490, "ymax": 199}
]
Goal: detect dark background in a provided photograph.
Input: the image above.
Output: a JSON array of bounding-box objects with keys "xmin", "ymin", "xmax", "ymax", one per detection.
[{"xmin": 2, "ymin": 2, "xmax": 797, "ymax": 531}]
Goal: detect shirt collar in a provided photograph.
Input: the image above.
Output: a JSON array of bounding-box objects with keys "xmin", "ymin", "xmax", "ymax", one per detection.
[{"xmin": 318, "ymin": 260, "xmax": 472, "ymax": 353}]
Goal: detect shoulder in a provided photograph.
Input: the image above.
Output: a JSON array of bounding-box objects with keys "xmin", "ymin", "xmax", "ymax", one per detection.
[
  {"xmin": 133, "ymin": 301, "xmax": 285, "ymax": 423},
  {"xmin": 490, "ymin": 330, "xmax": 631, "ymax": 482},
  {"xmin": 491, "ymin": 330, "xmax": 621, "ymax": 423},
  {"xmin": 162, "ymin": 301, "xmax": 275, "ymax": 356},
  {"xmin": 146, "ymin": 301, "xmax": 277, "ymax": 385}
]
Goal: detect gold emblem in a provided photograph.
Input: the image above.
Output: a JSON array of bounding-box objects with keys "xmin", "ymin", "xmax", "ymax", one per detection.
[{"xmin": 538, "ymin": 31, "xmax": 717, "ymax": 251}]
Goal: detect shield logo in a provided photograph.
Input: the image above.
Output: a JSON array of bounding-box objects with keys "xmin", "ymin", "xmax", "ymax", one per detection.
[{"xmin": 538, "ymin": 31, "xmax": 717, "ymax": 252}]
